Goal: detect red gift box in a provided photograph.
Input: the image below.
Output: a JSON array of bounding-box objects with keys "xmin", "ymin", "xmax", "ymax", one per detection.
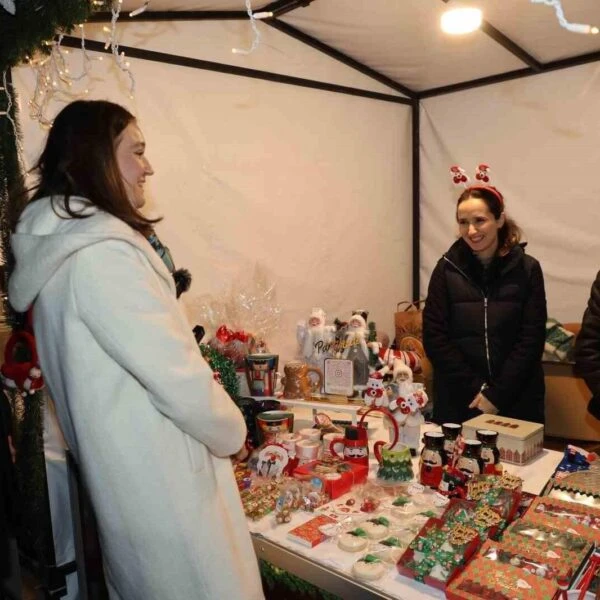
[
  {"xmin": 293, "ymin": 460, "xmax": 368, "ymax": 499},
  {"xmin": 396, "ymin": 517, "xmax": 480, "ymax": 591}
]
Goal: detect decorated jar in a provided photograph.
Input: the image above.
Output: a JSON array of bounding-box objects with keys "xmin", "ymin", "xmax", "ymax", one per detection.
[
  {"xmin": 476, "ymin": 429, "xmax": 501, "ymax": 474},
  {"xmin": 456, "ymin": 439, "xmax": 484, "ymax": 478},
  {"xmin": 441, "ymin": 422, "xmax": 462, "ymax": 463},
  {"xmin": 419, "ymin": 431, "xmax": 446, "ymax": 488}
]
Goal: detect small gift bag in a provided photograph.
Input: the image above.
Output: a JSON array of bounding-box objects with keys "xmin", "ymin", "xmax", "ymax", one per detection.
[{"xmin": 394, "ymin": 300, "xmax": 426, "ymax": 344}]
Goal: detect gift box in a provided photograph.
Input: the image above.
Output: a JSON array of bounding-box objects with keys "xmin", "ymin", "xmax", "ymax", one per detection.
[
  {"xmin": 293, "ymin": 460, "xmax": 368, "ymax": 499},
  {"xmin": 446, "ymin": 555, "xmax": 559, "ymax": 600},
  {"xmin": 396, "ymin": 517, "xmax": 480, "ymax": 590},
  {"xmin": 462, "ymin": 414, "xmax": 543, "ymax": 465}
]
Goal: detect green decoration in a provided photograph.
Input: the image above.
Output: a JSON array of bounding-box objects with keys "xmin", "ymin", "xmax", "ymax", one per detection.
[
  {"xmin": 259, "ymin": 559, "xmax": 341, "ymax": 600},
  {"xmin": 367, "ymin": 320, "xmax": 378, "ymax": 367},
  {"xmin": 199, "ymin": 343, "xmax": 240, "ymax": 401},
  {"xmin": 0, "ymin": 1, "xmax": 104, "ymax": 70}
]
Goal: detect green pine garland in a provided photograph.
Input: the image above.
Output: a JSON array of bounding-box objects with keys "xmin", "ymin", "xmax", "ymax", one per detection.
[
  {"xmin": 0, "ymin": 1, "xmax": 105, "ymax": 70},
  {"xmin": 199, "ymin": 343, "xmax": 240, "ymax": 401},
  {"xmin": 259, "ymin": 559, "xmax": 341, "ymax": 600}
]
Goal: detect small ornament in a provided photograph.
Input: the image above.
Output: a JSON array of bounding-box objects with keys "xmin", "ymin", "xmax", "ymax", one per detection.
[{"xmin": 474, "ymin": 163, "xmax": 490, "ymax": 183}]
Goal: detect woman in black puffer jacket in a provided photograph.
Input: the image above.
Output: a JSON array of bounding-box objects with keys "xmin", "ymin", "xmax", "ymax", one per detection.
[{"xmin": 423, "ymin": 185, "xmax": 547, "ymax": 425}]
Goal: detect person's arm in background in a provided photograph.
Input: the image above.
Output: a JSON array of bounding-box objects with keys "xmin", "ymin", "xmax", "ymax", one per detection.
[
  {"xmin": 423, "ymin": 260, "xmax": 486, "ymax": 403},
  {"xmin": 575, "ymin": 270, "xmax": 600, "ymax": 419},
  {"xmin": 73, "ymin": 240, "xmax": 246, "ymax": 458},
  {"xmin": 481, "ymin": 259, "xmax": 547, "ymax": 413}
]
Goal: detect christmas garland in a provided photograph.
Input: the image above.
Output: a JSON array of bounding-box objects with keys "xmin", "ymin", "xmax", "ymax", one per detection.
[
  {"xmin": 0, "ymin": 1, "xmax": 102, "ymax": 69},
  {"xmin": 199, "ymin": 343, "xmax": 240, "ymax": 401}
]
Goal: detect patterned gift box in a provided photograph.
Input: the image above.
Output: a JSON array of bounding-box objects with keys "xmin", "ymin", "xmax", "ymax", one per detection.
[
  {"xmin": 446, "ymin": 556, "xmax": 559, "ymax": 600},
  {"xmin": 477, "ymin": 539, "xmax": 572, "ymax": 582},
  {"xmin": 502, "ymin": 520, "xmax": 592, "ymax": 571},
  {"xmin": 529, "ymin": 496, "xmax": 600, "ymax": 535},
  {"xmin": 523, "ymin": 508, "xmax": 600, "ymax": 545}
]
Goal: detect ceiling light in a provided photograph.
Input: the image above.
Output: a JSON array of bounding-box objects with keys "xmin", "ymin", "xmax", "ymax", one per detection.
[{"xmin": 441, "ymin": 7, "xmax": 483, "ymax": 35}]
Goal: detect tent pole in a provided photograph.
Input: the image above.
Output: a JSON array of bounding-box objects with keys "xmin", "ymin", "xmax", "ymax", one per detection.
[{"xmin": 411, "ymin": 99, "xmax": 420, "ymax": 302}]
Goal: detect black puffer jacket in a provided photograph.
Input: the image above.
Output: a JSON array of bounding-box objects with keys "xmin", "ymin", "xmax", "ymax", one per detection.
[
  {"xmin": 423, "ymin": 239, "xmax": 546, "ymax": 425},
  {"xmin": 574, "ymin": 271, "xmax": 600, "ymax": 419}
]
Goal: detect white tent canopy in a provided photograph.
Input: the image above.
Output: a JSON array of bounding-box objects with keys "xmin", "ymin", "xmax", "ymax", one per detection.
[{"xmin": 11, "ymin": 0, "xmax": 600, "ymax": 361}]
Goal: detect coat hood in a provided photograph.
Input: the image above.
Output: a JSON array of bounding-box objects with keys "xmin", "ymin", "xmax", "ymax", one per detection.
[{"xmin": 9, "ymin": 196, "xmax": 174, "ymax": 313}]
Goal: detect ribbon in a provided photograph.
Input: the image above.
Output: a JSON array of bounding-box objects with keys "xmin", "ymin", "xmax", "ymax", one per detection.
[{"xmin": 215, "ymin": 324, "xmax": 250, "ymax": 344}]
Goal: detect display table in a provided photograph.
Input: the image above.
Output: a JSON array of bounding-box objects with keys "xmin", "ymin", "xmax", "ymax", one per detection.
[{"xmin": 249, "ymin": 407, "xmax": 563, "ymax": 600}]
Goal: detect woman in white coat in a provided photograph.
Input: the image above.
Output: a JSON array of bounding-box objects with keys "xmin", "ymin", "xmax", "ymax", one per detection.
[{"xmin": 9, "ymin": 100, "xmax": 264, "ymax": 600}]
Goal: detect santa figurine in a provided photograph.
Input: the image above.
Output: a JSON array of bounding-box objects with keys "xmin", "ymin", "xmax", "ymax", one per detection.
[
  {"xmin": 363, "ymin": 371, "xmax": 387, "ymax": 408},
  {"xmin": 296, "ymin": 307, "xmax": 336, "ymax": 371},
  {"xmin": 341, "ymin": 312, "xmax": 370, "ymax": 389},
  {"xmin": 387, "ymin": 360, "xmax": 427, "ymax": 455}
]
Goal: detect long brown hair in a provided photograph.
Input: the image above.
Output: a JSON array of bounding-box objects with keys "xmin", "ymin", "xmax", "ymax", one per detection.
[
  {"xmin": 456, "ymin": 186, "xmax": 521, "ymax": 255},
  {"xmin": 13, "ymin": 100, "xmax": 159, "ymax": 235}
]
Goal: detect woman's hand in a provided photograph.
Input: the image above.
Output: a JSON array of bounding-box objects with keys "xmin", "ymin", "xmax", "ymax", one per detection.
[{"xmin": 469, "ymin": 393, "xmax": 499, "ymax": 415}]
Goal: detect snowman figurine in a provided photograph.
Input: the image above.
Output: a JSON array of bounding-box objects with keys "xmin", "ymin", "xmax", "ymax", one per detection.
[
  {"xmin": 387, "ymin": 360, "xmax": 427, "ymax": 455},
  {"xmin": 363, "ymin": 371, "xmax": 388, "ymax": 408}
]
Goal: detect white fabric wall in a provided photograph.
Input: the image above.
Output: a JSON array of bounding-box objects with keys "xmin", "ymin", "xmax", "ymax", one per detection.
[
  {"xmin": 13, "ymin": 20, "xmax": 413, "ymax": 365},
  {"xmin": 420, "ymin": 62, "xmax": 600, "ymax": 324}
]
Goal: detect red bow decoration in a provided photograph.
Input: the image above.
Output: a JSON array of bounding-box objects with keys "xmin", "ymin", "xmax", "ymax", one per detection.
[{"xmin": 215, "ymin": 324, "xmax": 250, "ymax": 344}]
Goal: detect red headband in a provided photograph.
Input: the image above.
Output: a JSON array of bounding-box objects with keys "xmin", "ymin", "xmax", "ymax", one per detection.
[{"xmin": 450, "ymin": 164, "xmax": 504, "ymax": 208}]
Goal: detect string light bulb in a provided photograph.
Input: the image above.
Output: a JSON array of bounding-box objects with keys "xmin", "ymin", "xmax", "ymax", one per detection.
[{"xmin": 441, "ymin": 7, "xmax": 482, "ymax": 35}]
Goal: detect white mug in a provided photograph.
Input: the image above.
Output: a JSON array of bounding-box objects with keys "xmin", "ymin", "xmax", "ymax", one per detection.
[
  {"xmin": 280, "ymin": 432, "xmax": 302, "ymax": 454},
  {"xmin": 299, "ymin": 428, "xmax": 321, "ymax": 442},
  {"xmin": 296, "ymin": 439, "xmax": 320, "ymax": 464},
  {"xmin": 322, "ymin": 432, "xmax": 338, "ymax": 457}
]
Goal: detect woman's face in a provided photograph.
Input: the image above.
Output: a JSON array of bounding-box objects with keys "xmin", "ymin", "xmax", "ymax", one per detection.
[
  {"xmin": 457, "ymin": 197, "xmax": 504, "ymax": 259},
  {"xmin": 115, "ymin": 122, "xmax": 154, "ymax": 209}
]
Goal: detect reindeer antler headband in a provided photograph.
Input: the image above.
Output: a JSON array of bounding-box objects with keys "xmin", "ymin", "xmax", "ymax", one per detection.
[{"xmin": 450, "ymin": 164, "xmax": 504, "ymax": 207}]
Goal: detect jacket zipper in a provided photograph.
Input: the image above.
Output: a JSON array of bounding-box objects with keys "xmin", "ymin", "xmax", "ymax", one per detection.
[{"xmin": 442, "ymin": 256, "xmax": 493, "ymax": 379}]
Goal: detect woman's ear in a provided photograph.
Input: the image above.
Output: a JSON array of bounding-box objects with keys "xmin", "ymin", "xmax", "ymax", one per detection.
[{"xmin": 498, "ymin": 212, "xmax": 506, "ymax": 228}]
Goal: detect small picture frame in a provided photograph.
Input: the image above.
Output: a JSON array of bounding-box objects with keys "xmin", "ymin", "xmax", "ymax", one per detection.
[{"xmin": 324, "ymin": 358, "xmax": 354, "ymax": 397}]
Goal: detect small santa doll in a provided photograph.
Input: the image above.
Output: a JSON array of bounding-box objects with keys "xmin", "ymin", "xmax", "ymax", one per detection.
[
  {"xmin": 341, "ymin": 312, "xmax": 370, "ymax": 388},
  {"xmin": 296, "ymin": 307, "xmax": 336, "ymax": 370},
  {"xmin": 387, "ymin": 360, "xmax": 427, "ymax": 455}
]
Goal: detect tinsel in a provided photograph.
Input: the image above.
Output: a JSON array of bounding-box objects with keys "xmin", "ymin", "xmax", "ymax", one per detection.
[{"xmin": 199, "ymin": 343, "xmax": 240, "ymax": 401}]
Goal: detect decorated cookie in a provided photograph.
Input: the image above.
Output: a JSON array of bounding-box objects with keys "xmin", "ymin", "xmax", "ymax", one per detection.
[
  {"xmin": 338, "ymin": 528, "xmax": 369, "ymax": 552},
  {"xmin": 363, "ymin": 516, "xmax": 391, "ymax": 540},
  {"xmin": 352, "ymin": 554, "xmax": 386, "ymax": 581}
]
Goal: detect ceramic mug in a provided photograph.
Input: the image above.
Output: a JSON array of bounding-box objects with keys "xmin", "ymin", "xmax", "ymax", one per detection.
[
  {"xmin": 255, "ymin": 410, "xmax": 294, "ymax": 445},
  {"xmin": 299, "ymin": 427, "xmax": 321, "ymax": 442},
  {"xmin": 296, "ymin": 439, "xmax": 320, "ymax": 464},
  {"xmin": 245, "ymin": 354, "xmax": 279, "ymax": 397},
  {"xmin": 281, "ymin": 360, "xmax": 323, "ymax": 400}
]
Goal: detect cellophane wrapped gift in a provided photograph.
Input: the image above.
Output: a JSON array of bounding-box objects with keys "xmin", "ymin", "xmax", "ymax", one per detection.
[{"xmin": 191, "ymin": 264, "xmax": 281, "ymax": 367}]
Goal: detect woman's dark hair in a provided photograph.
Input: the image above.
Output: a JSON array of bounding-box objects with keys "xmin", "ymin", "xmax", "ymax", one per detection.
[
  {"xmin": 456, "ymin": 186, "xmax": 522, "ymax": 255},
  {"xmin": 13, "ymin": 100, "xmax": 159, "ymax": 235}
]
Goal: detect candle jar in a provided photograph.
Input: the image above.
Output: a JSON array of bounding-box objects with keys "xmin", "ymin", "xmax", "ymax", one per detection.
[
  {"xmin": 441, "ymin": 422, "xmax": 462, "ymax": 463},
  {"xmin": 476, "ymin": 429, "xmax": 501, "ymax": 474},
  {"xmin": 419, "ymin": 431, "xmax": 446, "ymax": 488},
  {"xmin": 456, "ymin": 439, "xmax": 484, "ymax": 478}
]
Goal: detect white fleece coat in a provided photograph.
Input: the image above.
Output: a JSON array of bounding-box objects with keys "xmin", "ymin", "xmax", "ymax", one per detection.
[{"xmin": 9, "ymin": 197, "xmax": 264, "ymax": 600}]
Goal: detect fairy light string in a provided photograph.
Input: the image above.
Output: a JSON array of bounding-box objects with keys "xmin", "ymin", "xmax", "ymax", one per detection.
[{"xmin": 531, "ymin": 0, "xmax": 599, "ymax": 35}]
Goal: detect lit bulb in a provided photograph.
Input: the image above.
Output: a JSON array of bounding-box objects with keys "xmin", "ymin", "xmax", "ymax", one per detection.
[
  {"xmin": 441, "ymin": 8, "xmax": 482, "ymax": 35},
  {"xmin": 592, "ymin": 26, "xmax": 599, "ymax": 35},
  {"xmin": 103, "ymin": 26, "xmax": 111, "ymax": 33},
  {"xmin": 125, "ymin": 61, "xmax": 130, "ymax": 67}
]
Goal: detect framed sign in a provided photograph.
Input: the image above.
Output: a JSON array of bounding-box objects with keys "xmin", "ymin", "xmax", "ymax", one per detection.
[{"xmin": 324, "ymin": 358, "xmax": 354, "ymax": 397}]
